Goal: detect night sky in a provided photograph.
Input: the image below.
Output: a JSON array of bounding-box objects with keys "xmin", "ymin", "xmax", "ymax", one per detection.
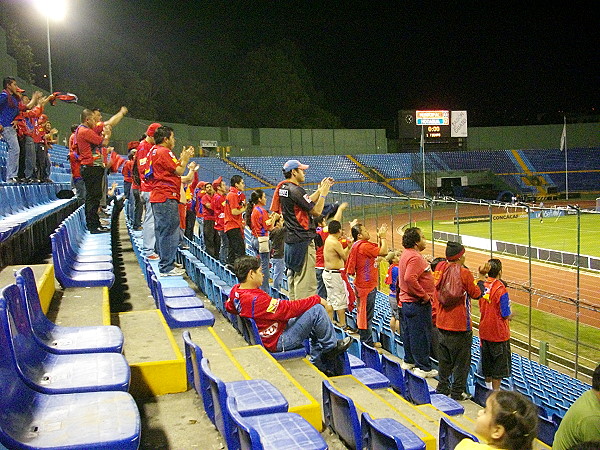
[{"xmin": 8, "ymin": 0, "xmax": 600, "ymax": 127}]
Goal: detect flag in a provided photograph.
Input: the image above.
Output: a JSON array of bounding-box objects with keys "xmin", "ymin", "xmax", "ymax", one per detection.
[
  {"xmin": 49, "ymin": 92, "xmax": 79, "ymax": 106},
  {"xmin": 560, "ymin": 119, "xmax": 566, "ymax": 152}
]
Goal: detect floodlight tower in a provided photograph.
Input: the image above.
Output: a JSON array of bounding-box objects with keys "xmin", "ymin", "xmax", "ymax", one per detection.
[{"xmin": 34, "ymin": 0, "xmax": 67, "ymax": 93}]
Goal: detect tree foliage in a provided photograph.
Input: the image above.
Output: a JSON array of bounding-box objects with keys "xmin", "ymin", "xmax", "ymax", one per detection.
[{"xmin": 0, "ymin": 20, "xmax": 39, "ymax": 84}]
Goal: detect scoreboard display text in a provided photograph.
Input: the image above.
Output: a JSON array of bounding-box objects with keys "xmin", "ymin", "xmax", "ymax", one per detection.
[
  {"xmin": 416, "ymin": 110, "xmax": 450, "ymax": 138},
  {"xmin": 398, "ymin": 110, "xmax": 467, "ymax": 140}
]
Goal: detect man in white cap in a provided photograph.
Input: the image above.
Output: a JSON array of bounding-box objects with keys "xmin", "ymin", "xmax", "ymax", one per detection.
[{"xmin": 270, "ymin": 160, "xmax": 334, "ymax": 300}]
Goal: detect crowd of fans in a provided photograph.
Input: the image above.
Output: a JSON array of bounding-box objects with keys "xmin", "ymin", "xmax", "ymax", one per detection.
[{"xmin": 4, "ymin": 73, "xmax": 599, "ymax": 449}]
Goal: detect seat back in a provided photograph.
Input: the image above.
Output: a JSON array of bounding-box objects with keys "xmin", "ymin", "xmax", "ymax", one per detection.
[
  {"xmin": 404, "ymin": 370, "xmax": 432, "ymax": 405},
  {"xmin": 361, "ymin": 413, "xmax": 405, "ymax": 450},
  {"xmin": 473, "ymin": 380, "xmax": 491, "ymax": 407},
  {"xmin": 182, "ymin": 332, "xmax": 214, "ymax": 423},
  {"xmin": 438, "ymin": 417, "xmax": 478, "ymax": 450},
  {"xmin": 0, "ymin": 287, "xmax": 36, "ymax": 449},
  {"xmin": 322, "ymin": 380, "xmax": 361, "ymax": 449},
  {"xmin": 361, "ymin": 342, "xmax": 383, "ymax": 372},
  {"xmin": 199, "ymin": 357, "xmax": 239, "ymax": 450},
  {"xmin": 15, "ymin": 267, "xmax": 53, "ymax": 337},
  {"xmin": 0, "ymin": 281, "xmax": 44, "ymax": 372},
  {"xmin": 226, "ymin": 396, "xmax": 261, "ymax": 450},
  {"xmin": 381, "ymin": 354, "xmax": 408, "ymax": 399}
]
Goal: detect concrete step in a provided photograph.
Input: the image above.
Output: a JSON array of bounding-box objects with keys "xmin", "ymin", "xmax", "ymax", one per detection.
[{"xmin": 329, "ymin": 375, "xmax": 436, "ymax": 450}]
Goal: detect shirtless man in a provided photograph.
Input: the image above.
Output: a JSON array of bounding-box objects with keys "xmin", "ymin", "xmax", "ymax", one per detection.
[{"xmin": 322, "ymin": 219, "xmax": 354, "ymax": 328}]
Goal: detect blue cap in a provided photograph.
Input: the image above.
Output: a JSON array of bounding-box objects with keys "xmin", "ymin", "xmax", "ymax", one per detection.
[{"xmin": 283, "ymin": 159, "xmax": 309, "ymax": 171}]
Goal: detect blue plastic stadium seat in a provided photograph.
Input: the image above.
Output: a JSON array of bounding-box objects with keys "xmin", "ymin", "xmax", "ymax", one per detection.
[
  {"xmin": 227, "ymin": 396, "xmax": 327, "ymax": 450},
  {"xmin": 200, "ymin": 357, "xmax": 289, "ymax": 450},
  {"xmin": 405, "ymin": 369, "xmax": 464, "ymax": 416},
  {"xmin": 438, "ymin": 416, "xmax": 479, "ymax": 450},
  {"xmin": 336, "ymin": 351, "xmax": 390, "ymax": 389},
  {"xmin": 1, "ymin": 285, "xmax": 130, "ymax": 394},
  {"xmin": 14, "ymin": 267, "xmax": 124, "ymax": 354},
  {"xmin": 537, "ymin": 414, "xmax": 558, "ymax": 446},
  {"xmin": 362, "ymin": 413, "xmax": 426, "ymax": 450}
]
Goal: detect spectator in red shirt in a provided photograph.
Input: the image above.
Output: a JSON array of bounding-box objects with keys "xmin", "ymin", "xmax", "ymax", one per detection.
[
  {"xmin": 75, "ymin": 108, "xmax": 111, "ymax": 233},
  {"xmin": 137, "ymin": 123, "xmax": 161, "ymax": 259},
  {"xmin": 121, "ymin": 144, "xmax": 136, "ymax": 221},
  {"xmin": 225, "ymin": 256, "xmax": 351, "ymax": 376},
  {"xmin": 434, "ymin": 242, "xmax": 484, "ymax": 400},
  {"xmin": 201, "ymin": 182, "xmax": 219, "ymax": 259},
  {"xmin": 68, "ymin": 124, "xmax": 85, "ymax": 199},
  {"xmin": 224, "ymin": 174, "xmax": 247, "ymax": 265},
  {"xmin": 212, "ymin": 177, "xmax": 229, "ymax": 263},
  {"xmin": 246, "ymin": 189, "xmax": 280, "ymax": 292},
  {"xmin": 346, "ymin": 222, "xmax": 388, "ymax": 347},
  {"xmin": 477, "ymin": 258, "xmax": 512, "ymax": 391},
  {"xmin": 397, "ymin": 227, "xmax": 437, "ymax": 377},
  {"xmin": 147, "ymin": 126, "xmax": 195, "ymax": 276}
]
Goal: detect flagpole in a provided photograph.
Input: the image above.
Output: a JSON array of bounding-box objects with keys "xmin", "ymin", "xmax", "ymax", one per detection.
[
  {"xmin": 421, "ymin": 125, "xmax": 426, "ymax": 198},
  {"xmin": 563, "ymin": 116, "xmax": 568, "ymax": 200}
]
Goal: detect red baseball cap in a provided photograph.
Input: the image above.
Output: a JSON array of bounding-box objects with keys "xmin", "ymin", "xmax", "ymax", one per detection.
[
  {"xmin": 127, "ymin": 140, "xmax": 140, "ymax": 150},
  {"xmin": 146, "ymin": 122, "xmax": 162, "ymax": 137},
  {"xmin": 212, "ymin": 176, "xmax": 223, "ymax": 190}
]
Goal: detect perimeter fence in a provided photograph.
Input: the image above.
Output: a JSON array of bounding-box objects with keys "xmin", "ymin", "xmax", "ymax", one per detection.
[{"xmin": 327, "ymin": 189, "xmax": 600, "ymax": 383}]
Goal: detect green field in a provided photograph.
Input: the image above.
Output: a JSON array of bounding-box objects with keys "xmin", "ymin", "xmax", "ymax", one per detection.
[{"xmin": 418, "ymin": 212, "xmax": 600, "ymax": 257}]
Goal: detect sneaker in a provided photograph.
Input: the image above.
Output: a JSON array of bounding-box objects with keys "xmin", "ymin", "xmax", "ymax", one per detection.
[
  {"xmin": 160, "ymin": 267, "xmax": 186, "ymax": 277},
  {"xmin": 413, "ymin": 368, "xmax": 439, "ymax": 378},
  {"xmin": 401, "ymin": 362, "xmax": 415, "ymax": 370},
  {"xmin": 174, "ymin": 262, "xmax": 183, "ymax": 269},
  {"xmin": 90, "ymin": 226, "xmax": 110, "ymax": 234},
  {"xmin": 451, "ymin": 392, "xmax": 473, "ymax": 401},
  {"xmin": 322, "ymin": 336, "xmax": 353, "ymax": 360},
  {"xmin": 147, "ymin": 253, "xmax": 159, "ymax": 261},
  {"xmin": 343, "ymin": 325, "xmax": 359, "ymax": 334}
]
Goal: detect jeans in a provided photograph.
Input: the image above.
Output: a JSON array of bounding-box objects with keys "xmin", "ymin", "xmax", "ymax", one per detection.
[
  {"xmin": 132, "ymin": 188, "xmax": 142, "ymax": 228},
  {"xmin": 401, "ymin": 301, "xmax": 433, "ymax": 371},
  {"xmin": 218, "ymin": 230, "xmax": 228, "ymax": 264},
  {"xmin": 195, "ymin": 217, "xmax": 205, "ymax": 248},
  {"xmin": 23, "ymin": 135, "xmax": 36, "ymax": 179},
  {"xmin": 80, "ymin": 165, "xmax": 104, "ymax": 230},
  {"xmin": 123, "ymin": 181, "xmax": 132, "ymax": 220},
  {"xmin": 272, "ymin": 258, "xmax": 285, "ymax": 292},
  {"xmin": 152, "ymin": 199, "xmax": 180, "ymax": 273},
  {"xmin": 358, "ymin": 288, "xmax": 377, "ymax": 346},
  {"xmin": 277, "ymin": 304, "xmax": 337, "ymax": 367},
  {"xmin": 436, "ymin": 329, "xmax": 472, "ymax": 397},
  {"xmin": 140, "ymin": 191, "xmax": 155, "ymax": 255},
  {"xmin": 4, "ymin": 126, "xmax": 20, "ymax": 180},
  {"xmin": 251, "ymin": 236, "xmax": 271, "ymax": 292}
]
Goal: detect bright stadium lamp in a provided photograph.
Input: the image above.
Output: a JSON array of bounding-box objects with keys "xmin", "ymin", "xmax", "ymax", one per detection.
[{"xmin": 33, "ymin": 0, "xmax": 68, "ymax": 93}]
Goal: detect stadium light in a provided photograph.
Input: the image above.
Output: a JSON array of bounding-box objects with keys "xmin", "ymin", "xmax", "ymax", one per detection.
[{"xmin": 33, "ymin": 0, "xmax": 68, "ymax": 93}]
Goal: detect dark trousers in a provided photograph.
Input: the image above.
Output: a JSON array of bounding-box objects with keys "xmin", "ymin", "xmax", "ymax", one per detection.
[
  {"xmin": 35, "ymin": 143, "xmax": 48, "ymax": 181},
  {"xmin": 226, "ymin": 227, "xmax": 246, "ymax": 265},
  {"xmin": 184, "ymin": 209, "xmax": 195, "ymax": 241},
  {"xmin": 358, "ymin": 288, "xmax": 377, "ymax": 346},
  {"xmin": 203, "ymin": 219, "xmax": 220, "ymax": 258},
  {"xmin": 402, "ymin": 301, "xmax": 433, "ymax": 371},
  {"xmin": 132, "ymin": 188, "xmax": 143, "ymax": 228},
  {"xmin": 436, "ymin": 329, "xmax": 472, "ymax": 397},
  {"xmin": 81, "ymin": 165, "xmax": 104, "ymax": 231}
]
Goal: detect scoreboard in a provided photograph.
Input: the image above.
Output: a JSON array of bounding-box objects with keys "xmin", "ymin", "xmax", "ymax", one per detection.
[{"xmin": 398, "ymin": 110, "xmax": 468, "ymax": 141}]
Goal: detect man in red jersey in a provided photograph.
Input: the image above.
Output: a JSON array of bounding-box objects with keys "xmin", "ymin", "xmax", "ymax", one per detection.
[
  {"xmin": 137, "ymin": 123, "xmax": 161, "ymax": 259},
  {"xmin": 201, "ymin": 181, "xmax": 219, "ymax": 259},
  {"xmin": 224, "ymin": 174, "xmax": 246, "ymax": 265},
  {"xmin": 225, "ymin": 256, "xmax": 351, "ymax": 376},
  {"xmin": 68, "ymin": 124, "xmax": 85, "ymax": 199},
  {"xmin": 75, "ymin": 109, "xmax": 112, "ymax": 233},
  {"xmin": 146, "ymin": 126, "xmax": 195, "ymax": 276}
]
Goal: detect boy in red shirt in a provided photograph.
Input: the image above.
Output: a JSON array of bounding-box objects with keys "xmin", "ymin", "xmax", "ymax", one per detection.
[
  {"xmin": 212, "ymin": 177, "xmax": 228, "ymax": 263},
  {"xmin": 434, "ymin": 242, "xmax": 484, "ymax": 400},
  {"xmin": 225, "ymin": 256, "xmax": 351, "ymax": 376},
  {"xmin": 477, "ymin": 258, "xmax": 512, "ymax": 391},
  {"xmin": 201, "ymin": 182, "xmax": 219, "ymax": 258},
  {"xmin": 346, "ymin": 223, "xmax": 388, "ymax": 346}
]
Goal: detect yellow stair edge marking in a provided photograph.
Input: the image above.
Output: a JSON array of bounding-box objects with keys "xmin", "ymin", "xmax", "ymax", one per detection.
[
  {"xmin": 120, "ymin": 309, "xmax": 186, "ymax": 396},
  {"xmin": 206, "ymin": 327, "xmax": 251, "ymax": 379},
  {"xmin": 38, "ymin": 264, "xmax": 56, "ymax": 314},
  {"xmin": 231, "ymin": 345, "xmax": 322, "ymax": 431},
  {"xmin": 330, "ymin": 375, "xmax": 436, "ymax": 450},
  {"xmin": 102, "ymin": 287, "xmax": 111, "ymax": 326}
]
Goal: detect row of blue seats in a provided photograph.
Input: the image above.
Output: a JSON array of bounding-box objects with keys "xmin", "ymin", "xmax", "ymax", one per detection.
[
  {"xmin": 0, "ymin": 183, "xmax": 75, "ymax": 242},
  {"xmin": 125, "ymin": 219, "xmax": 215, "ymax": 328},
  {"xmin": 0, "ymin": 267, "xmax": 140, "ymax": 449},
  {"xmin": 50, "ymin": 206, "xmax": 115, "ymax": 289}
]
